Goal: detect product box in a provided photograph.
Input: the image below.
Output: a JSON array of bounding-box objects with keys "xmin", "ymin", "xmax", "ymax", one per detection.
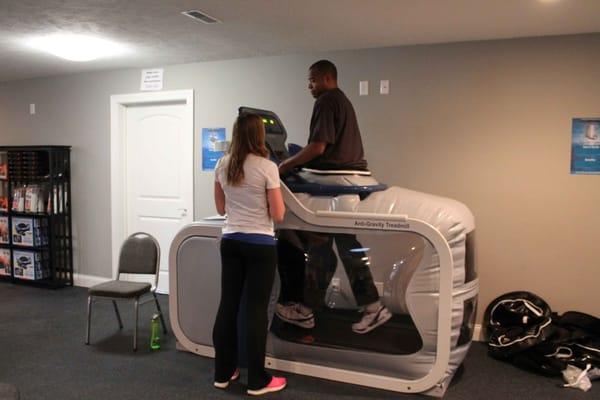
[
  {"xmin": 11, "ymin": 217, "xmax": 48, "ymax": 247},
  {"xmin": 0, "ymin": 248, "xmax": 10, "ymax": 276},
  {"xmin": 0, "ymin": 216, "xmax": 8, "ymax": 244},
  {"xmin": 10, "ymin": 184, "xmax": 47, "ymax": 213},
  {"xmin": 12, "ymin": 250, "xmax": 48, "ymax": 280},
  {"xmin": 11, "ymin": 186, "xmax": 25, "ymax": 212},
  {"xmin": 0, "ymin": 181, "xmax": 8, "ymax": 212}
]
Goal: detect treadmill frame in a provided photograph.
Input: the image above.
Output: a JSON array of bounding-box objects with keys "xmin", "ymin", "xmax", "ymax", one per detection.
[{"xmin": 169, "ymin": 184, "xmax": 455, "ymax": 394}]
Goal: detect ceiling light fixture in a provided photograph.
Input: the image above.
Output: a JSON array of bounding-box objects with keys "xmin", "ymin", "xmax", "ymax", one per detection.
[{"xmin": 26, "ymin": 34, "xmax": 128, "ymax": 62}]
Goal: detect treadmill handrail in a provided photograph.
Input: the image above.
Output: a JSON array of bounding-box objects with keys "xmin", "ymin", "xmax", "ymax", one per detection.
[{"xmin": 315, "ymin": 209, "xmax": 408, "ymax": 222}]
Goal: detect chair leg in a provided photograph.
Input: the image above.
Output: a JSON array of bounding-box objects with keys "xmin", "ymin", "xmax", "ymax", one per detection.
[
  {"xmin": 133, "ymin": 299, "xmax": 139, "ymax": 351},
  {"xmin": 112, "ymin": 300, "xmax": 123, "ymax": 329},
  {"xmin": 153, "ymin": 292, "xmax": 168, "ymax": 334},
  {"xmin": 85, "ymin": 295, "xmax": 92, "ymax": 345}
]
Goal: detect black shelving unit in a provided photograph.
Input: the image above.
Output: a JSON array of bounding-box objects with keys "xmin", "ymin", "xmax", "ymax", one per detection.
[{"xmin": 0, "ymin": 146, "xmax": 72, "ymax": 288}]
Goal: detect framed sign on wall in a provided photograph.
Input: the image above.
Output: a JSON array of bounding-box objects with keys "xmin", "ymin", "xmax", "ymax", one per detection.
[
  {"xmin": 202, "ymin": 127, "xmax": 226, "ymax": 171},
  {"xmin": 571, "ymin": 118, "xmax": 600, "ymax": 174}
]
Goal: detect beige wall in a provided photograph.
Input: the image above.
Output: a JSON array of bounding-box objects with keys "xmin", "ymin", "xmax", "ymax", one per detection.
[
  {"xmin": 362, "ymin": 36, "xmax": 600, "ymax": 315},
  {"xmin": 352, "ymin": 35, "xmax": 600, "ymax": 320},
  {"xmin": 0, "ymin": 33, "xmax": 599, "ymax": 323}
]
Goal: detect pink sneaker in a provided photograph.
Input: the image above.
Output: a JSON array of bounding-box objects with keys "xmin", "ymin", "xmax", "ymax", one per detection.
[
  {"xmin": 213, "ymin": 368, "xmax": 240, "ymax": 389},
  {"xmin": 246, "ymin": 376, "xmax": 287, "ymax": 396}
]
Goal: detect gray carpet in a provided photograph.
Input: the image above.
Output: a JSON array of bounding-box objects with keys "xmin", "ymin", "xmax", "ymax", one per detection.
[{"xmin": 0, "ymin": 284, "xmax": 597, "ymax": 399}]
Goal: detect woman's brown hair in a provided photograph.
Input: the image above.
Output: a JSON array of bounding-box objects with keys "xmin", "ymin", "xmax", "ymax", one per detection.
[{"xmin": 225, "ymin": 113, "xmax": 268, "ymax": 185}]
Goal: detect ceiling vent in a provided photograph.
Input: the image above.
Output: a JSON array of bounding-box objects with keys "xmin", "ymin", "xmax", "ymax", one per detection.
[{"xmin": 181, "ymin": 10, "xmax": 221, "ymax": 24}]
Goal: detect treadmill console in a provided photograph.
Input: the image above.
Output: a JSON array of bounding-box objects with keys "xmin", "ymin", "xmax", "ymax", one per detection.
[{"xmin": 239, "ymin": 106, "xmax": 289, "ymax": 162}]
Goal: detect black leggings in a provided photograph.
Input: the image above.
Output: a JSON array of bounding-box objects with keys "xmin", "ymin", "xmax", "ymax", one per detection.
[{"xmin": 212, "ymin": 238, "xmax": 277, "ymax": 390}]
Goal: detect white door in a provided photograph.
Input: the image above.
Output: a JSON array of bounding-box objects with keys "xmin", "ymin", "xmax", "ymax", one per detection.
[{"xmin": 123, "ymin": 100, "xmax": 193, "ymax": 293}]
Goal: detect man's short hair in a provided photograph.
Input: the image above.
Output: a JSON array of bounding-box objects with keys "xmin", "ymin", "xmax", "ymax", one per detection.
[{"xmin": 309, "ymin": 60, "xmax": 337, "ymax": 80}]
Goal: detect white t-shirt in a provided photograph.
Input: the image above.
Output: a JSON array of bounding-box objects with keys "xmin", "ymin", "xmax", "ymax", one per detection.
[{"xmin": 215, "ymin": 153, "xmax": 280, "ymax": 236}]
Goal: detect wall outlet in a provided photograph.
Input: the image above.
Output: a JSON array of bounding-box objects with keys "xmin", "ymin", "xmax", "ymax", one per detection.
[
  {"xmin": 380, "ymin": 80, "xmax": 390, "ymax": 95},
  {"xmin": 359, "ymin": 80, "xmax": 369, "ymax": 96}
]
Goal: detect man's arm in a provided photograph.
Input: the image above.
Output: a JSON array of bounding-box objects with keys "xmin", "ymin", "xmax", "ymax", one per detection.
[{"xmin": 278, "ymin": 141, "xmax": 326, "ymax": 175}]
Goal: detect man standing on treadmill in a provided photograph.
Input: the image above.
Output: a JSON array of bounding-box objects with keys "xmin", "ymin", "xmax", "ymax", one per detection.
[{"xmin": 277, "ymin": 60, "xmax": 392, "ymax": 334}]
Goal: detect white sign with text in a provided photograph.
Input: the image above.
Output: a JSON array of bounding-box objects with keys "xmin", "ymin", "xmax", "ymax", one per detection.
[{"xmin": 140, "ymin": 68, "xmax": 164, "ymax": 91}]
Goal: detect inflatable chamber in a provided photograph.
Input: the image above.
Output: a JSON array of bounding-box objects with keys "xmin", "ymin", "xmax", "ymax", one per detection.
[{"xmin": 169, "ymin": 108, "xmax": 478, "ymax": 396}]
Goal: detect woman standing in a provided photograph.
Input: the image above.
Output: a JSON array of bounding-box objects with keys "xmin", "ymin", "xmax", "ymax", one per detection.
[{"xmin": 212, "ymin": 113, "xmax": 287, "ymax": 395}]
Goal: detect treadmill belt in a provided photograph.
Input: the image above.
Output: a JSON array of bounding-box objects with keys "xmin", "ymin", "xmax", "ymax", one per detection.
[{"xmin": 270, "ymin": 308, "xmax": 423, "ymax": 355}]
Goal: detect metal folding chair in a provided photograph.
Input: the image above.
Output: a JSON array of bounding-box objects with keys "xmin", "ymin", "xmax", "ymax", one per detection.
[{"xmin": 85, "ymin": 232, "xmax": 167, "ymax": 351}]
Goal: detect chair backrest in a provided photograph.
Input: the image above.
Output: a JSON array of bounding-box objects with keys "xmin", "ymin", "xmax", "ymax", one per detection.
[{"xmin": 118, "ymin": 232, "xmax": 160, "ymax": 281}]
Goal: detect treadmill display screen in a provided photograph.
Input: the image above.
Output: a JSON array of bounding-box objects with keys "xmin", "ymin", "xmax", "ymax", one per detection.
[{"xmin": 261, "ymin": 117, "xmax": 283, "ymax": 135}]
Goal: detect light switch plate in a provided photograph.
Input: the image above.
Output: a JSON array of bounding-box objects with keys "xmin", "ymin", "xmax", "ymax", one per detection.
[
  {"xmin": 380, "ymin": 80, "xmax": 390, "ymax": 95},
  {"xmin": 359, "ymin": 80, "xmax": 369, "ymax": 96},
  {"xmin": 29, "ymin": 103, "xmax": 36, "ymax": 115}
]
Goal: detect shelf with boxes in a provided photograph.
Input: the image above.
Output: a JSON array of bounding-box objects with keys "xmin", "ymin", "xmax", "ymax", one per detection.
[{"xmin": 0, "ymin": 146, "xmax": 72, "ymax": 288}]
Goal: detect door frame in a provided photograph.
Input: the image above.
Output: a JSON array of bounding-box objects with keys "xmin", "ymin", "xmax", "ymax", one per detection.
[{"xmin": 110, "ymin": 89, "xmax": 194, "ymax": 283}]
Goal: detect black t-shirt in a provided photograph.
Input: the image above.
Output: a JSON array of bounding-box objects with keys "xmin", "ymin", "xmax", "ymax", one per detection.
[{"xmin": 306, "ymin": 88, "xmax": 367, "ymax": 170}]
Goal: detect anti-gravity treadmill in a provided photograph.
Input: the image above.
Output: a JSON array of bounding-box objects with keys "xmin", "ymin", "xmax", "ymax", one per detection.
[{"xmin": 169, "ymin": 107, "xmax": 478, "ymax": 397}]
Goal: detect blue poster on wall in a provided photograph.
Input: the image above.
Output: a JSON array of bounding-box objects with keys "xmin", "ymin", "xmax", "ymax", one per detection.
[
  {"xmin": 202, "ymin": 128, "xmax": 226, "ymax": 171},
  {"xmin": 571, "ymin": 118, "xmax": 600, "ymax": 174}
]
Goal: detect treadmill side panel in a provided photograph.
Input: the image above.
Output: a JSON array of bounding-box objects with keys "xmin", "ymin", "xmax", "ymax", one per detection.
[{"xmin": 177, "ymin": 235, "xmax": 221, "ymax": 346}]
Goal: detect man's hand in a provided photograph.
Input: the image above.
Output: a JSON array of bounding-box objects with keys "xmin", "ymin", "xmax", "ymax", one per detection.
[
  {"xmin": 278, "ymin": 159, "xmax": 294, "ymax": 176},
  {"xmin": 278, "ymin": 141, "xmax": 327, "ymax": 176}
]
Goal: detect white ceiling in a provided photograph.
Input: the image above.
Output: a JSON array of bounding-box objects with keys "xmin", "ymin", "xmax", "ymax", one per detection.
[{"xmin": 1, "ymin": 0, "xmax": 600, "ymax": 82}]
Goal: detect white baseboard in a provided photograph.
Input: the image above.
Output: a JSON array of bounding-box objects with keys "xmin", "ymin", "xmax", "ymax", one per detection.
[{"xmin": 73, "ymin": 273, "xmax": 111, "ymax": 288}]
